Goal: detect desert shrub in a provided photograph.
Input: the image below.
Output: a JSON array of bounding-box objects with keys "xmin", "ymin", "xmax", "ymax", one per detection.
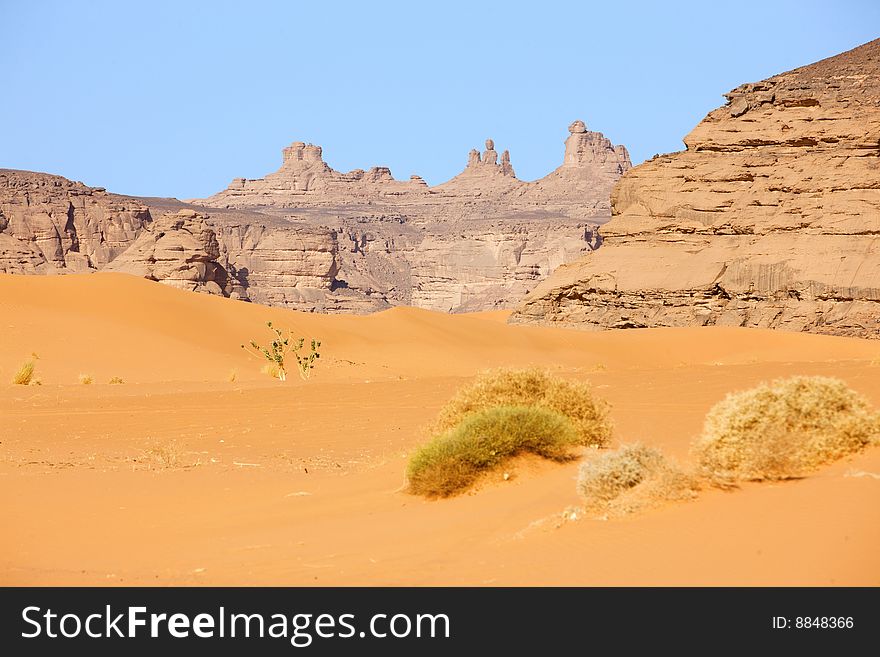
[
  {"xmin": 409, "ymin": 405, "xmax": 579, "ymax": 497},
  {"xmin": 692, "ymin": 376, "xmax": 880, "ymax": 483},
  {"xmin": 78, "ymin": 373, "xmax": 94, "ymax": 385},
  {"xmin": 242, "ymin": 321, "xmax": 321, "ymax": 381},
  {"xmin": 577, "ymin": 443, "xmax": 697, "ymax": 515},
  {"xmin": 432, "ymin": 368, "xmax": 612, "ymax": 447},
  {"xmin": 12, "ymin": 360, "xmax": 36, "ymax": 385},
  {"xmin": 109, "ymin": 376, "xmax": 124, "ymax": 385},
  {"xmin": 144, "ymin": 441, "xmax": 183, "ymax": 469}
]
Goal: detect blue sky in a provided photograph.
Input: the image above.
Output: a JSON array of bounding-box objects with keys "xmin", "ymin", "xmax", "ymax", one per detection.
[{"xmin": 1, "ymin": 1, "xmax": 877, "ymax": 198}]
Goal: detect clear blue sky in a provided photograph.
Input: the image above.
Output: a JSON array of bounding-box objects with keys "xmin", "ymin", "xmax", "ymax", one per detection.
[{"xmin": 1, "ymin": 1, "xmax": 877, "ymax": 198}]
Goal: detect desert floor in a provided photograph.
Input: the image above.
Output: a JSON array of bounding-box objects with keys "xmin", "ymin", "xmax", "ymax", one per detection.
[{"xmin": 1, "ymin": 273, "xmax": 878, "ymax": 585}]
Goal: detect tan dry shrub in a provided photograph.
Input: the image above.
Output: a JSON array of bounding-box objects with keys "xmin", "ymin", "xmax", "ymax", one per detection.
[
  {"xmin": 144, "ymin": 441, "xmax": 184, "ymax": 470},
  {"xmin": 692, "ymin": 376, "xmax": 880, "ymax": 483},
  {"xmin": 261, "ymin": 362, "xmax": 284, "ymax": 380},
  {"xmin": 432, "ymin": 368, "xmax": 612, "ymax": 447},
  {"xmin": 409, "ymin": 405, "xmax": 579, "ymax": 497},
  {"xmin": 577, "ymin": 443, "xmax": 697, "ymax": 515},
  {"xmin": 109, "ymin": 376, "xmax": 125, "ymax": 385},
  {"xmin": 12, "ymin": 360, "xmax": 36, "ymax": 385},
  {"xmin": 78, "ymin": 373, "xmax": 94, "ymax": 385}
]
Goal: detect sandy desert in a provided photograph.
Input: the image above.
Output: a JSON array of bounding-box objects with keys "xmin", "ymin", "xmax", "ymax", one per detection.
[
  {"xmin": 2, "ymin": 14, "xmax": 879, "ymax": 592},
  {"xmin": 1, "ymin": 272, "xmax": 878, "ymax": 586}
]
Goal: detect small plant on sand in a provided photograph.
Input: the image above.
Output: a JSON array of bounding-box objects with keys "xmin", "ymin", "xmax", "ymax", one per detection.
[
  {"xmin": 261, "ymin": 362, "xmax": 284, "ymax": 380},
  {"xmin": 78, "ymin": 374, "xmax": 94, "ymax": 385},
  {"xmin": 432, "ymin": 368, "xmax": 612, "ymax": 447},
  {"xmin": 577, "ymin": 443, "xmax": 697, "ymax": 515},
  {"xmin": 692, "ymin": 376, "xmax": 880, "ymax": 484},
  {"xmin": 241, "ymin": 321, "xmax": 321, "ymax": 381},
  {"xmin": 144, "ymin": 440, "xmax": 184, "ymax": 470},
  {"xmin": 227, "ymin": 369, "xmax": 238, "ymax": 383},
  {"xmin": 109, "ymin": 376, "xmax": 125, "ymax": 385},
  {"xmin": 408, "ymin": 405, "xmax": 579, "ymax": 497},
  {"xmin": 12, "ymin": 358, "xmax": 37, "ymax": 385}
]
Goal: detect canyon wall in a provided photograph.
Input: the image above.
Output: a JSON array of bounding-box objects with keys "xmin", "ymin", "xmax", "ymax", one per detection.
[{"xmin": 512, "ymin": 40, "xmax": 880, "ymax": 337}]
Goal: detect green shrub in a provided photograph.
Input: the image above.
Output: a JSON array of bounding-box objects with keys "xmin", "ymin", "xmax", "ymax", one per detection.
[
  {"xmin": 692, "ymin": 376, "xmax": 880, "ymax": 483},
  {"xmin": 242, "ymin": 321, "xmax": 321, "ymax": 381},
  {"xmin": 432, "ymin": 368, "xmax": 612, "ymax": 447},
  {"xmin": 408, "ymin": 405, "xmax": 579, "ymax": 497},
  {"xmin": 577, "ymin": 443, "xmax": 697, "ymax": 515}
]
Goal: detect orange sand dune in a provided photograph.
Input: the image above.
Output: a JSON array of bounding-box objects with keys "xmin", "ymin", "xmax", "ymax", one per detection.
[{"xmin": 1, "ymin": 273, "xmax": 878, "ymax": 585}]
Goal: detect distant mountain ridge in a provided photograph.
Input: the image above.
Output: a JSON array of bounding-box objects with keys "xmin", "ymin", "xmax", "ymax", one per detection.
[{"xmin": 1, "ymin": 121, "xmax": 630, "ymax": 313}]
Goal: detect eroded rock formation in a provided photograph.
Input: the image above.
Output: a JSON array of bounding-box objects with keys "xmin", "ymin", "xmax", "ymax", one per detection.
[
  {"xmin": 104, "ymin": 209, "xmax": 233, "ymax": 295},
  {"xmin": 1, "ymin": 120, "xmax": 630, "ymax": 313},
  {"xmin": 0, "ymin": 169, "xmax": 151, "ymax": 274},
  {"xmin": 512, "ymin": 39, "xmax": 880, "ymax": 337},
  {"xmin": 194, "ymin": 121, "xmax": 628, "ymax": 312}
]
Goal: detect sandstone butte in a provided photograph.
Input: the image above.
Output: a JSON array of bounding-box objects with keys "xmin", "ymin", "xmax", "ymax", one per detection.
[
  {"xmin": 512, "ymin": 39, "xmax": 880, "ymax": 338},
  {"xmin": 0, "ymin": 121, "xmax": 630, "ymax": 313}
]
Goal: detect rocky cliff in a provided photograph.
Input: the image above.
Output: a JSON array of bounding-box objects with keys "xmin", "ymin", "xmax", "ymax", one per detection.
[
  {"xmin": 512, "ymin": 40, "xmax": 880, "ymax": 337},
  {"xmin": 0, "ymin": 169, "xmax": 151, "ymax": 274}
]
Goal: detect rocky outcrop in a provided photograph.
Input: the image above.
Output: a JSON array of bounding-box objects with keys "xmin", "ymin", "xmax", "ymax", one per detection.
[
  {"xmin": 433, "ymin": 139, "xmax": 520, "ymax": 193},
  {"xmin": 521, "ymin": 120, "xmax": 632, "ymax": 214},
  {"xmin": 511, "ymin": 40, "xmax": 880, "ymax": 338},
  {"xmin": 0, "ymin": 169, "xmax": 151, "ymax": 273},
  {"xmin": 216, "ymin": 141, "xmax": 427, "ymax": 206},
  {"xmin": 196, "ymin": 120, "xmax": 628, "ymax": 312},
  {"xmin": 205, "ymin": 122, "xmax": 629, "ymax": 212},
  {"xmin": 104, "ymin": 209, "xmax": 234, "ymax": 296}
]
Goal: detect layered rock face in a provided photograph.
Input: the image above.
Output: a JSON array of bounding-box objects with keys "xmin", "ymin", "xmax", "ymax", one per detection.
[
  {"xmin": 0, "ymin": 169, "xmax": 151, "ymax": 274},
  {"xmin": 0, "ymin": 171, "xmax": 342, "ymax": 307},
  {"xmin": 211, "ymin": 219, "xmax": 340, "ymax": 310},
  {"xmin": 513, "ymin": 40, "xmax": 880, "ymax": 337},
  {"xmin": 409, "ymin": 221, "xmax": 599, "ymax": 312}
]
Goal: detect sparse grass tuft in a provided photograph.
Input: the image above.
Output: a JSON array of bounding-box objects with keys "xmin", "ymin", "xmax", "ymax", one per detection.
[
  {"xmin": 692, "ymin": 376, "xmax": 880, "ymax": 483},
  {"xmin": 78, "ymin": 374, "xmax": 94, "ymax": 385},
  {"xmin": 261, "ymin": 362, "xmax": 283, "ymax": 380},
  {"xmin": 432, "ymin": 368, "xmax": 612, "ymax": 447},
  {"xmin": 144, "ymin": 441, "xmax": 184, "ymax": 470},
  {"xmin": 577, "ymin": 444, "xmax": 697, "ymax": 515},
  {"xmin": 109, "ymin": 376, "xmax": 124, "ymax": 385},
  {"xmin": 12, "ymin": 360, "xmax": 36, "ymax": 385},
  {"xmin": 227, "ymin": 369, "xmax": 238, "ymax": 383},
  {"xmin": 408, "ymin": 405, "xmax": 579, "ymax": 497}
]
